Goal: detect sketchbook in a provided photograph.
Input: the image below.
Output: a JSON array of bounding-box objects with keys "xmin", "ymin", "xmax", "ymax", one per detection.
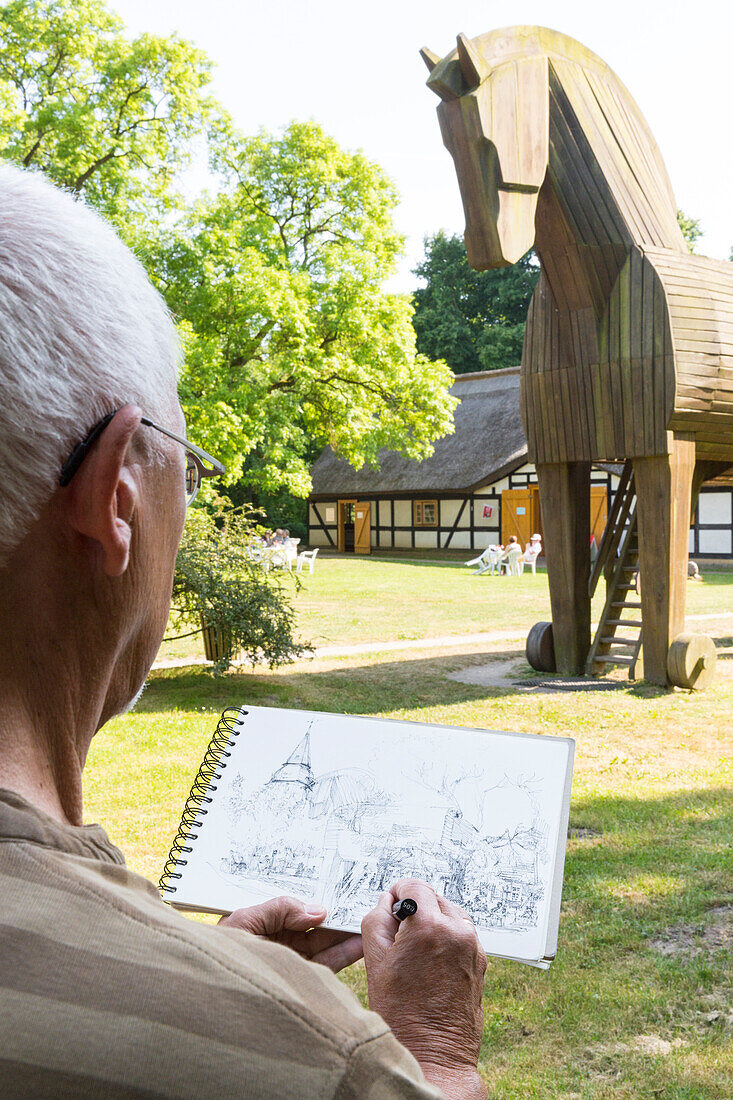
[{"xmin": 160, "ymin": 706, "xmax": 574, "ymax": 968}]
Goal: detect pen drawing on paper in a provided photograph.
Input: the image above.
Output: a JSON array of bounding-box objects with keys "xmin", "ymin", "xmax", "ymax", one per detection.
[{"xmin": 219, "ymin": 717, "xmax": 553, "ymax": 936}]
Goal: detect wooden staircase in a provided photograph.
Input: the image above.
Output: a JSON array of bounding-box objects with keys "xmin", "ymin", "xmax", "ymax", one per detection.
[{"xmin": 586, "ymin": 462, "xmax": 644, "ymax": 679}]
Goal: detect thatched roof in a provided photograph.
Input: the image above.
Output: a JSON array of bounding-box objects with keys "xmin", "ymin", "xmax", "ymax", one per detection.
[{"xmin": 310, "ymin": 367, "xmax": 526, "ymax": 498}]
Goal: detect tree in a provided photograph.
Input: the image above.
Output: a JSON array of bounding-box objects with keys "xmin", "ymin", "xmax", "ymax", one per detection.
[
  {"xmin": 677, "ymin": 209, "xmax": 702, "ymax": 253},
  {"xmin": 0, "ymin": 6, "xmax": 456, "ymax": 498},
  {"xmin": 0, "ymin": 0, "xmax": 216, "ymax": 232},
  {"xmin": 412, "ymin": 232, "xmax": 539, "ymax": 374},
  {"xmin": 157, "ymin": 122, "xmax": 456, "ymax": 495}
]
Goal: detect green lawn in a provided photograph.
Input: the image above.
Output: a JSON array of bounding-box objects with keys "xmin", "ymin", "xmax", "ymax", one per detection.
[
  {"xmin": 158, "ymin": 555, "xmax": 733, "ymax": 662},
  {"xmin": 85, "ymin": 558, "xmax": 733, "ymax": 1099}
]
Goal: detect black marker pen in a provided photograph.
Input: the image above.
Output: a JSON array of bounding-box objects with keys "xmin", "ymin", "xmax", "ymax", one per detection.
[{"xmin": 392, "ymin": 898, "xmax": 418, "ymax": 921}]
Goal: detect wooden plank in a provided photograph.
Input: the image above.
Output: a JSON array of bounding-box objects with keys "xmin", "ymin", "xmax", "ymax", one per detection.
[
  {"xmin": 582, "ymin": 67, "xmax": 675, "ymax": 247},
  {"xmin": 629, "ymin": 248, "xmax": 647, "ymax": 451},
  {"xmin": 617, "ymin": 258, "xmax": 635, "ymax": 452},
  {"xmin": 634, "ymin": 437, "xmax": 695, "ymax": 685},
  {"xmin": 536, "ymin": 460, "xmax": 592, "ymax": 673},
  {"xmin": 640, "ymin": 255, "xmax": 657, "ymax": 449},
  {"xmin": 557, "ymin": 62, "xmax": 641, "ymax": 238},
  {"xmin": 548, "ymin": 69, "xmax": 620, "ymax": 245},
  {"xmin": 354, "ymin": 502, "xmax": 371, "ymax": 555}
]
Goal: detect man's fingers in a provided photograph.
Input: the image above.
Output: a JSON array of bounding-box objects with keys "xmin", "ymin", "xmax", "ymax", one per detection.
[
  {"xmin": 361, "ymin": 891, "xmax": 398, "ymax": 955},
  {"xmin": 389, "ymin": 879, "xmax": 443, "ymax": 918},
  {"xmin": 312, "ymin": 933, "xmax": 364, "ymax": 973},
  {"xmin": 436, "ymin": 894, "xmax": 475, "ymax": 924},
  {"xmin": 219, "ymin": 896, "xmax": 327, "ymax": 936}
]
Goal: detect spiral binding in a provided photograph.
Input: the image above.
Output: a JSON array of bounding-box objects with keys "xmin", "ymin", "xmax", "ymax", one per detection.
[{"xmin": 159, "ymin": 706, "xmax": 247, "ymax": 895}]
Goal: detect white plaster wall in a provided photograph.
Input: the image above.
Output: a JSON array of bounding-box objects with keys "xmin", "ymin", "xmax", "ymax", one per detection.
[
  {"xmin": 310, "ymin": 529, "xmax": 330, "ymax": 547},
  {"xmin": 377, "ymin": 531, "xmax": 393, "ymax": 548},
  {"xmin": 474, "ymin": 529, "xmax": 500, "ymax": 547},
  {"xmin": 415, "ymin": 530, "xmax": 439, "ymax": 549},
  {"xmin": 699, "ymin": 529, "xmax": 732, "ymax": 555},
  {"xmin": 447, "ymin": 531, "xmax": 472, "ymax": 550},
  {"xmin": 378, "ymin": 500, "xmax": 391, "ymax": 526},
  {"xmin": 394, "ymin": 529, "xmax": 412, "ymax": 548},
  {"xmin": 393, "ymin": 500, "xmax": 411, "ymax": 526},
  {"xmin": 474, "ymin": 503, "xmax": 499, "ymax": 528},
  {"xmin": 698, "ymin": 492, "xmax": 732, "ymax": 525},
  {"xmin": 440, "ymin": 499, "xmax": 462, "ymax": 525}
]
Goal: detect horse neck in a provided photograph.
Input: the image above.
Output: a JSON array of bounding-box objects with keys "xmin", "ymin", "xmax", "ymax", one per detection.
[{"xmin": 540, "ymin": 58, "xmax": 685, "ymax": 260}]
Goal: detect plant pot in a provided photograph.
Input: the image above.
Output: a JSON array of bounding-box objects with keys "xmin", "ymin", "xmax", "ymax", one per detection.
[{"xmin": 200, "ymin": 614, "xmax": 235, "ymax": 664}]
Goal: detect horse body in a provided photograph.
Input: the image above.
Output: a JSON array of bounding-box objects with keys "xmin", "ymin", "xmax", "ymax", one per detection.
[{"xmin": 425, "ymin": 26, "xmax": 733, "ymax": 684}]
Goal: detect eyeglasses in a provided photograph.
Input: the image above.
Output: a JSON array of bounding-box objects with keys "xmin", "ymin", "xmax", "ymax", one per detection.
[{"xmin": 59, "ymin": 410, "xmax": 226, "ymax": 506}]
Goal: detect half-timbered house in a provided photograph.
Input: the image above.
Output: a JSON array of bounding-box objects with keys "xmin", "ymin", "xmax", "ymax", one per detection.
[{"xmin": 308, "ymin": 367, "xmax": 733, "ymax": 558}]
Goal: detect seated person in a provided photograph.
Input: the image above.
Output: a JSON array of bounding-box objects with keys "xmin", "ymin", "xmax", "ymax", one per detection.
[{"xmin": 0, "ymin": 166, "xmax": 486, "ymax": 1099}]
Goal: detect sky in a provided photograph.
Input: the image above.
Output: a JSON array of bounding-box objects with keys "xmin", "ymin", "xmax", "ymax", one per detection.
[{"xmin": 113, "ymin": 0, "xmax": 733, "ymax": 288}]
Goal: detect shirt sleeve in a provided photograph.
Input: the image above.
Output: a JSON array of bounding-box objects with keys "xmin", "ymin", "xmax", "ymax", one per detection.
[{"xmin": 335, "ymin": 1030, "xmax": 446, "ymax": 1099}]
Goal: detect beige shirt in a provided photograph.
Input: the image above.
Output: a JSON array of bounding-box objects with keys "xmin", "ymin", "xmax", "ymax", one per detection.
[{"xmin": 0, "ymin": 790, "xmax": 443, "ymax": 1098}]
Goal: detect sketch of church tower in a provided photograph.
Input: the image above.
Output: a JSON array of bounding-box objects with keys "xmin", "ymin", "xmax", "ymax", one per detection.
[{"xmin": 269, "ymin": 724, "xmax": 315, "ymax": 793}]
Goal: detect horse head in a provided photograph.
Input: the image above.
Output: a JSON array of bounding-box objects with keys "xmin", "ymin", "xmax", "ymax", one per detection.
[{"xmin": 421, "ymin": 29, "xmax": 551, "ymax": 269}]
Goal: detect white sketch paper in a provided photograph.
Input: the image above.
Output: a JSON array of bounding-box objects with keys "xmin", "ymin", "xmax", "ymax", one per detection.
[{"xmin": 172, "ymin": 706, "xmax": 573, "ymax": 962}]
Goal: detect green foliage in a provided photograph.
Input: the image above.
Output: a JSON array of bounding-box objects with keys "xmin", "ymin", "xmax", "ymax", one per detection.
[
  {"xmin": 156, "ymin": 121, "xmax": 456, "ymax": 493},
  {"xmin": 0, "ymin": 7, "xmax": 456, "ymax": 499},
  {"xmin": 172, "ymin": 500, "xmax": 309, "ymax": 672},
  {"xmin": 0, "ymin": 0, "xmax": 217, "ymax": 232},
  {"xmin": 412, "ymin": 232, "xmax": 540, "ymax": 374},
  {"xmin": 677, "ymin": 209, "xmax": 702, "ymax": 253}
]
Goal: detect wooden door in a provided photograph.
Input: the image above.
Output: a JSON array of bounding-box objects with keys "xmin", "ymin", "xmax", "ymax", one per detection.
[
  {"xmin": 590, "ymin": 486, "xmax": 607, "ymax": 549},
  {"xmin": 501, "ymin": 489, "xmax": 533, "ymax": 547},
  {"xmin": 354, "ymin": 502, "xmax": 371, "ymax": 555}
]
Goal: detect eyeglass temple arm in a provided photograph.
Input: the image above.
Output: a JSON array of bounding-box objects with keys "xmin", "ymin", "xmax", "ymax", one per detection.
[{"xmin": 140, "ymin": 417, "xmax": 226, "ymax": 477}]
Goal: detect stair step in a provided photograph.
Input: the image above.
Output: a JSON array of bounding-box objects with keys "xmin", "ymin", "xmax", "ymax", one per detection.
[
  {"xmin": 605, "ymin": 619, "xmax": 642, "ymax": 627},
  {"xmin": 593, "ymin": 655, "xmax": 634, "ymax": 665},
  {"xmin": 612, "ymin": 600, "xmax": 642, "ymax": 609},
  {"xmin": 616, "ymin": 583, "xmax": 638, "ymax": 590},
  {"xmin": 600, "ymin": 637, "xmax": 639, "ymax": 647}
]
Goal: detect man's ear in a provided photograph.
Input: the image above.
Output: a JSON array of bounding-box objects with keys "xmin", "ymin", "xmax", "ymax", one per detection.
[{"xmin": 64, "ymin": 405, "xmax": 143, "ymax": 577}]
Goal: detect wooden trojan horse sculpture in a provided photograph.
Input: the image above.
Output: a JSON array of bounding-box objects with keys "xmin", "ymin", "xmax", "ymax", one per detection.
[{"xmin": 422, "ymin": 26, "xmax": 733, "ymax": 688}]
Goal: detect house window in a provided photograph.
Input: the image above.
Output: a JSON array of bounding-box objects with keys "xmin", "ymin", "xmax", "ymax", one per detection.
[{"xmin": 414, "ymin": 500, "xmax": 438, "ymax": 526}]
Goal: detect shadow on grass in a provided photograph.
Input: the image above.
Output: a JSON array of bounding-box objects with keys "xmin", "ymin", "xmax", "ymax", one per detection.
[
  {"xmin": 136, "ymin": 644, "xmax": 684, "ymax": 716},
  {"xmin": 139, "ymin": 650, "xmax": 521, "ymax": 714}
]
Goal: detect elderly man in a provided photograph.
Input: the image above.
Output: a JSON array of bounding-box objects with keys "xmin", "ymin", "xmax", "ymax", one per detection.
[{"xmin": 0, "ymin": 167, "xmax": 487, "ymax": 1099}]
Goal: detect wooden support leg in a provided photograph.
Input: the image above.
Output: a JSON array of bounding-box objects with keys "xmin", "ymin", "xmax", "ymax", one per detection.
[
  {"xmin": 634, "ymin": 435, "xmax": 695, "ymax": 686},
  {"xmin": 536, "ymin": 461, "xmax": 591, "ymax": 675}
]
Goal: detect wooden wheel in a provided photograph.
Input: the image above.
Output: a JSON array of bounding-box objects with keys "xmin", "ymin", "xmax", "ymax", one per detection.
[
  {"xmin": 667, "ymin": 633, "xmax": 716, "ymax": 690},
  {"xmin": 526, "ymin": 621, "xmax": 556, "ymax": 672}
]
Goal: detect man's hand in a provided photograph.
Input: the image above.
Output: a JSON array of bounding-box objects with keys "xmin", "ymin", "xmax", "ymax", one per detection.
[
  {"xmin": 218, "ymin": 896, "xmax": 363, "ymax": 973},
  {"xmin": 362, "ymin": 879, "xmax": 487, "ymax": 1100}
]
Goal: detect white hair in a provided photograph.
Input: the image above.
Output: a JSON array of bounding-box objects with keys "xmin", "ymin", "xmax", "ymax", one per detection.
[{"xmin": 0, "ymin": 165, "xmax": 180, "ymax": 564}]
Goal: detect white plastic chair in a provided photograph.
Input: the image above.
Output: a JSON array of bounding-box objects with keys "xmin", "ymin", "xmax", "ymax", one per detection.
[
  {"xmin": 465, "ymin": 546, "xmax": 493, "ymax": 573},
  {"xmin": 522, "ymin": 546, "xmax": 540, "ymax": 575},
  {"xmin": 284, "ymin": 538, "xmax": 300, "ymax": 571},
  {"xmin": 502, "ymin": 546, "xmax": 523, "ymax": 576},
  {"xmin": 296, "ymin": 548, "xmax": 319, "ymax": 574},
  {"xmin": 484, "ymin": 547, "xmax": 503, "ymax": 575}
]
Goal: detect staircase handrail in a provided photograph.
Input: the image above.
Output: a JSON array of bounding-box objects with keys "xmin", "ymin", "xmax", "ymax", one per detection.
[{"xmin": 588, "ymin": 461, "xmax": 634, "ymax": 596}]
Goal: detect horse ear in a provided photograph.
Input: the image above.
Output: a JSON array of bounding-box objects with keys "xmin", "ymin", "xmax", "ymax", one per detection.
[
  {"xmin": 420, "ymin": 47, "xmax": 440, "ymax": 73},
  {"xmin": 456, "ymin": 33, "xmax": 489, "ymax": 88}
]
